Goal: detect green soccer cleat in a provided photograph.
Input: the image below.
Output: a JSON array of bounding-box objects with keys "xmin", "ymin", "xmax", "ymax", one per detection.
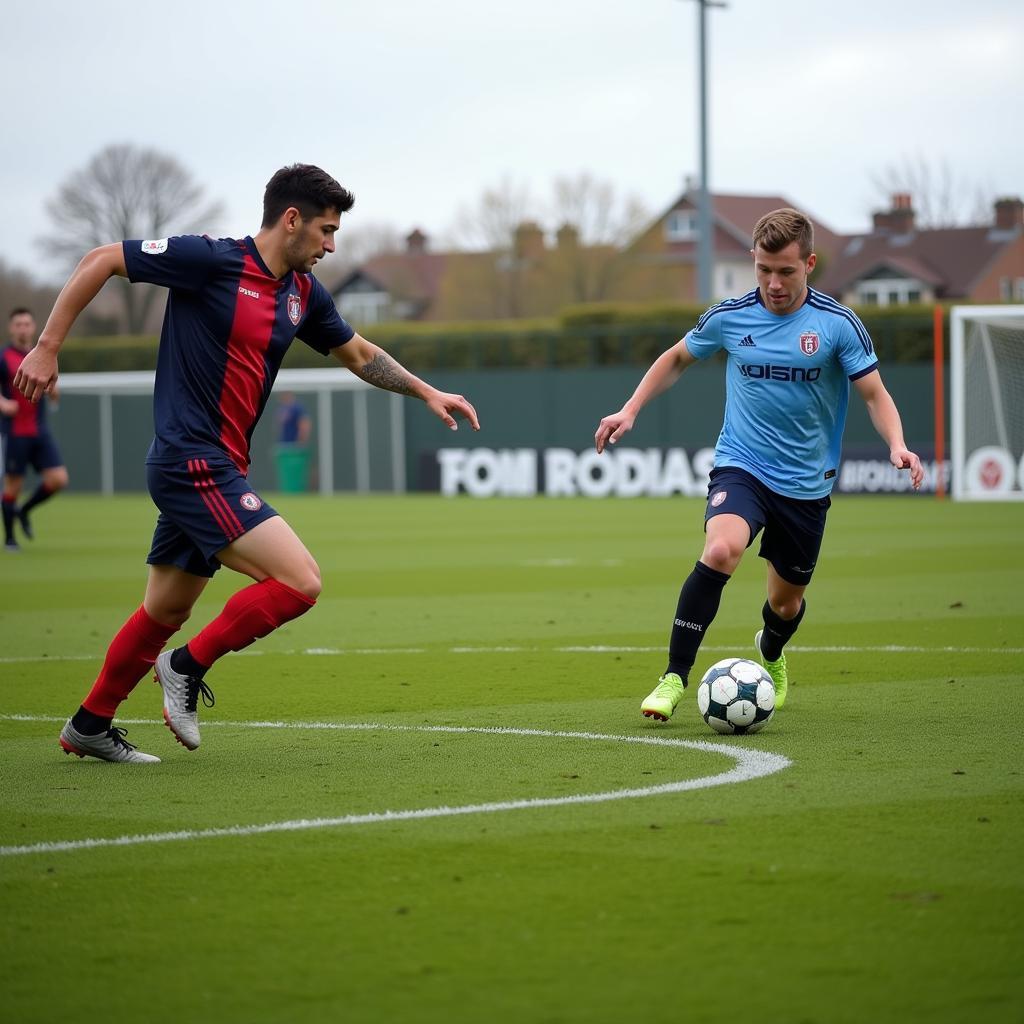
[
  {"xmin": 755, "ymin": 629, "xmax": 789, "ymax": 709},
  {"xmin": 641, "ymin": 672, "xmax": 686, "ymax": 722}
]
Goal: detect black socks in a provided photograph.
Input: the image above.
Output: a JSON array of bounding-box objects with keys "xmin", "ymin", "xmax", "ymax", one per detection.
[
  {"xmin": 20, "ymin": 483, "xmax": 55, "ymax": 516},
  {"xmin": 170, "ymin": 645, "xmax": 208, "ymax": 679},
  {"xmin": 665, "ymin": 561, "xmax": 730, "ymax": 682},
  {"xmin": 1, "ymin": 498, "xmax": 14, "ymax": 544},
  {"xmin": 759, "ymin": 599, "xmax": 806, "ymax": 660},
  {"xmin": 71, "ymin": 706, "xmax": 112, "ymax": 736}
]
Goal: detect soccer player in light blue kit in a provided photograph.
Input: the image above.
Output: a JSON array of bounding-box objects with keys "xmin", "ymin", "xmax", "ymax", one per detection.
[{"xmin": 595, "ymin": 208, "xmax": 924, "ymax": 721}]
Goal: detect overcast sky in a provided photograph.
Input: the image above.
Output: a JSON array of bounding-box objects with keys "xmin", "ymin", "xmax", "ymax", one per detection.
[{"xmin": 2, "ymin": 0, "xmax": 1021, "ymax": 283}]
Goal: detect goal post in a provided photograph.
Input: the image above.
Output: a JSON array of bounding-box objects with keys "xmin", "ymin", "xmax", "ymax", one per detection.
[
  {"xmin": 50, "ymin": 367, "xmax": 407, "ymax": 495},
  {"xmin": 950, "ymin": 305, "xmax": 1024, "ymax": 500}
]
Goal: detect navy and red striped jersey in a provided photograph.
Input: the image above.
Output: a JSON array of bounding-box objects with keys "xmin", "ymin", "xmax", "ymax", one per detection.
[
  {"xmin": 1, "ymin": 344, "xmax": 49, "ymax": 438},
  {"xmin": 123, "ymin": 234, "xmax": 354, "ymax": 472}
]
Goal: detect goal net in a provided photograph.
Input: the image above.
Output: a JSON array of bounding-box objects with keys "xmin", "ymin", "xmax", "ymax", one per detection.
[{"xmin": 951, "ymin": 305, "xmax": 1024, "ymax": 500}]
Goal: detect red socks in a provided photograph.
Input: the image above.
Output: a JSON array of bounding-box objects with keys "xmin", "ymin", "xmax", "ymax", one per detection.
[
  {"xmin": 187, "ymin": 578, "xmax": 315, "ymax": 668},
  {"xmin": 81, "ymin": 581, "xmax": 314, "ymax": 717},
  {"xmin": 82, "ymin": 605, "xmax": 180, "ymax": 717}
]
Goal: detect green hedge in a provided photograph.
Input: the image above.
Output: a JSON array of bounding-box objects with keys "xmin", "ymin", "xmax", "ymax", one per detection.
[
  {"xmin": 55, "ymin": 303, "xmax": 952, "ymax": 374},
  {"xmin": 560, "ymin": 301, "xmax": 942, "ymax": 363},
  {"xmin": 58, "ymin": 335, "xmax": 160, "ymax": 372}
]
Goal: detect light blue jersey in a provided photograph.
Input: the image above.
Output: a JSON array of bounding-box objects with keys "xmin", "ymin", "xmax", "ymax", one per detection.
[{"xmin": 684, "ymin": 287, "xmax": 879, "ymax": 499}]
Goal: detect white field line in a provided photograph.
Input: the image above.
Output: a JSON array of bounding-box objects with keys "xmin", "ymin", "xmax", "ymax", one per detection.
[
  {"xmin": 1, "ymin": 642, "xmax": 1021, "ymax": 666},
  {"xmin": 0, "ymin": 718, "xmax": 790, "ymax": 858}
]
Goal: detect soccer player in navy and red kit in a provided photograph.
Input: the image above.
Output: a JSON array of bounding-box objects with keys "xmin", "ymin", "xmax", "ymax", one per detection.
[
  {"xmin": 15, "ymin": 164, "xmax": 480, "ymax": 763},
  {"xmin": 1, "ymin": 308, "xmax": 70, "ymax": 549}
]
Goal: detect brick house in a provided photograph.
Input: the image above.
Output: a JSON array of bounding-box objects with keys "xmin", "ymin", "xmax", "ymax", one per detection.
[
  {"xmin": 330, "ymin": 224, "xmax": 617, "ymax": 323},
  {"xmin": 329, "ymin": 190, "xmax": 843, "ymax": 323},
  {"xmin": 618, "ymin": 187, "xmax": 844, "ymax": 303},
  {"xmin": 814, "ymin": 194, "xmax": 1024, "ymax": 306}
]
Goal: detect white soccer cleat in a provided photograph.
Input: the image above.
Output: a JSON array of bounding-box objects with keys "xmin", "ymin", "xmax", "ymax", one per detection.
[
  {"xmin": 59, "ymin": 720, "xmax": 161, "ymax": 764},
  {"xmin": 154, "ymin": 650, "xmax": 215, "ymax": 750}
]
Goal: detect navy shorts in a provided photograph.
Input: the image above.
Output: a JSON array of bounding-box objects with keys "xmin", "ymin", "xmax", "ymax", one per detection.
[
  {"xmin": 146, "ymin": 456, "xmax": 278, "ymax": 578},
  {"xmin": 3, "ymin": 433, "xmax": 64, "ymax": 476},
  {"xmin": 704, "ymin": 466, "xmax": 831, "ymax": 586}
]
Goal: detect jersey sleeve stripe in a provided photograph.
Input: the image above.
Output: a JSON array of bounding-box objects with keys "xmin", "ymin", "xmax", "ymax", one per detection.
[
  {"xmin": 849, "ymin": 360, "xmax": 879, "ymax": 381},
  {"xmin": 806, "ymin": 292, "xmax": 874, "ymax": 356},
  {"xmin": 694, "ymin": 290, "xmax": 759, "ymax": 332}
]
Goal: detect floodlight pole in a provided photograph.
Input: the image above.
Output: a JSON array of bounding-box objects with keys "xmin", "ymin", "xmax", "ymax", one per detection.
[{"xmin": 688, "ymin": 0, "xmax": 727, "ymax": 304}]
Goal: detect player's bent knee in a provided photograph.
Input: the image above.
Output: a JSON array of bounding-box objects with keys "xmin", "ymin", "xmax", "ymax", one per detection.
[
  {"xmin": 273, "ymin": 565, "xmax": 321, "ymax": 602},
  {"xmin": 145, "ymin": 604, "xmax": 192, "ymax": 630},
  {"xmin": 701, "ymin": 538, "xmax": 743, "ymax": 574},
  {"xmin": 771, "ymin": 597, "xmax": 804, "ymax": 620},
  {"xmin": 293, "ymin": 571, "xmax": 322, "ymax": 602}
]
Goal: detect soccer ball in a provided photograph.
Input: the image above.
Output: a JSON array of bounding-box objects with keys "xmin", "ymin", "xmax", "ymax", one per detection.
[{"xmin": 697, "ymin": 658, "xmax": 776, "ymax": 734}]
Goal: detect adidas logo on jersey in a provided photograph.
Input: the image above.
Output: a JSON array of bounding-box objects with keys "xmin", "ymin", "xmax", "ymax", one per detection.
[{"xmin": 739, "ymin": 334, "xmax": 756, "ymax": 347}]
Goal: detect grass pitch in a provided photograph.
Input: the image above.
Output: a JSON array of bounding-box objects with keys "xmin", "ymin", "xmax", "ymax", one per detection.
[{"xmin": 1, "ymin": 493, "xmax": 1022, "ymax": 1024}]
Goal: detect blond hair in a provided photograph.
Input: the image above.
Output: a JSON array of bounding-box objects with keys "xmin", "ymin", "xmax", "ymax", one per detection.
[{"xmin": 752, "ymin": 208, "xmax": 814, "ymax": 258}]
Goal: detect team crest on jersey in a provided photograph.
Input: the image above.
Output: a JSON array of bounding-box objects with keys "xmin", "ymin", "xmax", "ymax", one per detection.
[
  {"xmin": 239, "ymin": 492, "xmax": 262, "ymax": 512},
  {"xmin": 141, "ymin": 238, "xmax": 168, "ymax": 255},
  {"xmin": 799, "ymin": 331, "xmax": 820, "ymax": 356},
  {"xmin": 711, "ymin": 490, "xmax": 727, "ymax": 508},
  {"xmin": 287, "ymin": 293, "xmax": 302, "ymax": 326}
]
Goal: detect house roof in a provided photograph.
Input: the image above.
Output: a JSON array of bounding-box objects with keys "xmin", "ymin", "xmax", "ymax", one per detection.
[
  {"xmin": 634, "ymin": 190, "xmax": 844, "ymax": 261},
  {"xmin": 326, "ymin": 191, "xmax": 852, "ymax": 317},
  {"xmin": 814, "ymin": 225, "xmax": 1017, "ymax": 297},
  {"xmin": 714, "ymin": 194, "xmax": 844, "ymax": 258},
  {"xmin": 333, "ymin": 250, "xmax": 450, "ymax": 304}
]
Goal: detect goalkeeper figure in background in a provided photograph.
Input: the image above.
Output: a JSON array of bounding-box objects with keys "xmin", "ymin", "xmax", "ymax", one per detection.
[
  {"xmin": 594, "ymin": 208, "xmax": 923, "ymax": 722},
  {"xmin": 15, "ymin": 163, "xmax": 479, "ymax": 763}
]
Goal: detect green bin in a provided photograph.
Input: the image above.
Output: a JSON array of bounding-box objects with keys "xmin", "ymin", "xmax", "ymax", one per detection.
[{"xmin": 274, "ymin": 444, "xmax": 310, "ymax": 493}]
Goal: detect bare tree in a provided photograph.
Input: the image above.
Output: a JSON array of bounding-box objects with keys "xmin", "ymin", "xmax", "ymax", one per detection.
[
  {"xmin": 550, "ymin": 173, "xmax": 648, "ymax": 247},
  {"xmin": 870, "ymin": 155, "xmax": 994, "ymax": 229},
  {"xmin": 549, "ymin": 172, "xmax": 649, "ymax": 301},
  {"xmin": 449, "ymin": 178, "xmax": 540, "ymax": 317},
  {"xmin": 40, "ymin": 144, "xmax": 222, "ymax": 333},
  {"xmin": 452, "ymin": 176, "xmax": 536, "ymax": 252},
  {"xmin": 0, "ymin": 259, "xmax": 60, "ymax": 328},
  {"xmin": 331, "ymin": 222, "xmax": 403, "ymax": 274}
]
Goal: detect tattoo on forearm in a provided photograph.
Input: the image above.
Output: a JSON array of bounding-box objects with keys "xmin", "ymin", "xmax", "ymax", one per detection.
[{"xmin": 358, "ymin": 353, "xmax": 415, "ymax": 395}]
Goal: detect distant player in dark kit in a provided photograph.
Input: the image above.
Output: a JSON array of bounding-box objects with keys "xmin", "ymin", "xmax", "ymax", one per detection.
[
  {"xmin": 276, "ymin": 391, "xmax": 311, "ymax": 447},
  {"xmin": 594, "ymin": 208, "xmax": 923, "ymax": 722},
  {"xmin": 15, "ymin": 163, "xmax": 480, "ymax": 763},
  {"xmin": 0, "ymin": 308, "xmax": 70, "ymax": 550}
]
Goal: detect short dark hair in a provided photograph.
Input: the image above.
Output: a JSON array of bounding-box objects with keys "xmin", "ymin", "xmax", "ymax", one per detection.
[
  {"xmin": 9, "ymin": 307, "xmax": 33, "ymax": 320},
  {"xmin": 752, "ymin": 208, "xmax": 814, "ymax": 259},
  {"xmin": 261, "ymin": 164, "xmax": 355, "ymax": 227}
]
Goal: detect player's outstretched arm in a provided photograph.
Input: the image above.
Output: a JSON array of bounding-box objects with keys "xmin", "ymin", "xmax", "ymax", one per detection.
[
  {"xmin": 595, "ymin": 340, "xmax": 696, "ymax": 453},
  {"xmin": 853, "ymin": 370, "xmax": 924, "ymax": 490},
  {"xmin": 14, "ymin": 244, "xmax": 128, "ymax": 403},
  {"xmin": 333, "ymin": 333, "xmax": 480, "ymax": 432}
]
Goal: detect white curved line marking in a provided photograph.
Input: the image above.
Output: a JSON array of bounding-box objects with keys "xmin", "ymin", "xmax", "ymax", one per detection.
[{"xmin": 0, "ymin": 719, "xmax": 790, "ymax": 858}]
